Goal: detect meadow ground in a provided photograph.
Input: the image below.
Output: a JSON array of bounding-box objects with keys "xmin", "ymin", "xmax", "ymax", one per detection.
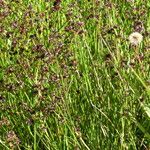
[{"xmin": 0, "ymin": 0, "xmax": 150, "ymax": 149}]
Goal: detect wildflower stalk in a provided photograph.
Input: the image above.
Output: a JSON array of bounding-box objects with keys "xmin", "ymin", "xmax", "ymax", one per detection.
[{"xmin": 134, "ymin": 46, "xmax": 142, "ymax": 64}]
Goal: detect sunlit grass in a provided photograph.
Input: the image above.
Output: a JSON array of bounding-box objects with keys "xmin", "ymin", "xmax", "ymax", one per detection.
[{"xmin": 0, "ymin": 0, "xmax": 150, "ymax": 149}]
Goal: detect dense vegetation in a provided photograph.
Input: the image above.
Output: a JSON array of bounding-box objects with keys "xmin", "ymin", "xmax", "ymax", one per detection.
[{"xmin": 0, "ymin": 0, "xmax": 150, "ymax": 149}]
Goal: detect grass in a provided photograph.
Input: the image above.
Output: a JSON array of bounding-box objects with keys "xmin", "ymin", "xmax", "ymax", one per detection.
[{"xmin": 0, "ymin": 0, "xmax": 150, "ymax": 149}]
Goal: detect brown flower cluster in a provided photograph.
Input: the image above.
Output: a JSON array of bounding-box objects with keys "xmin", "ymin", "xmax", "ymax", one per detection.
[{"xmin": 6, "ymin": 131, "xmax": 20, "ymax": 149}]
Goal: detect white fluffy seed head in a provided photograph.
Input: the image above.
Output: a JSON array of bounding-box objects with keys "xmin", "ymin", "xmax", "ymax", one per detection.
[
  {"xmin": 126, "ymin": 0, "xmax": 134, "ymax": 3},
  {"xmin": 128, "ymin": 32, "xmax": 143, "ymax": 46}
]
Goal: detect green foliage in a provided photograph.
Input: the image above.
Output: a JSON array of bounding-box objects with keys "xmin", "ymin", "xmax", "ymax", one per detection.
[{"xmin": 0, "ymin": 0, "xmax": 150, "ymax": 149}]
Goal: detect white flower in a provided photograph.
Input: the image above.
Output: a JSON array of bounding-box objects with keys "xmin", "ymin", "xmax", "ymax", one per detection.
[{"xmin": 128, "ymin": 32, "xmax": 143, "ymax": 46}]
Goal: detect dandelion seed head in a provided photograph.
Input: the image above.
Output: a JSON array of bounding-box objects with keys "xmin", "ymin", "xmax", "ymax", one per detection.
[
  {"xmin": 126, "ymin": 0, "xmax": 134, "ymax": 3},
  {"xmin": 128, "ymin": 32, "xmax": 143, "ymax": 46}
]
